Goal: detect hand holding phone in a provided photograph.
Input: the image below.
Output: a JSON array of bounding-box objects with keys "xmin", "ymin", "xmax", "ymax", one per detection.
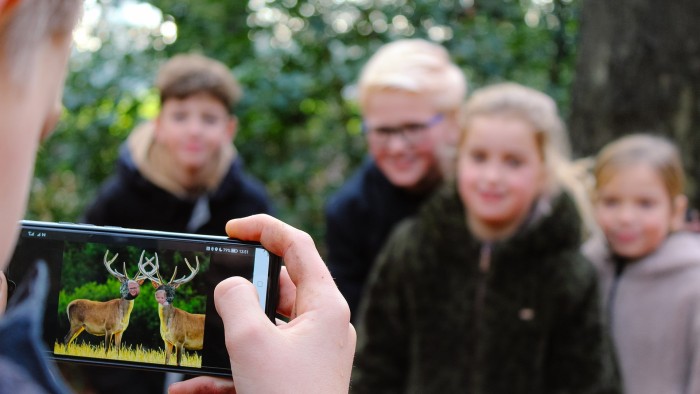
[
  {"xmin": 5, "ymin": 219, "xmax": 281, "ymax": 377},
  {"xmin": 169, "ymin": 214, "xmax": 356, "ymax": 394}
]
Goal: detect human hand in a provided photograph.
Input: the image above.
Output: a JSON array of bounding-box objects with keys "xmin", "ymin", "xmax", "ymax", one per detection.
[
  {"xmin": 168, "ymin": 214, "xmax": 356, "ymax": 394},
  {"xmin": 0, "ymin": 271, "xmax": 7, "ymax": 315}
]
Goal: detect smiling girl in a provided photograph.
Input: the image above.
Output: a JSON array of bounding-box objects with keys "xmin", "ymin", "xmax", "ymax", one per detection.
[
  {"xmin": 353, "ymin": 82, "xmax": 620, "ymax": 393},
  {"xmin": 582, "ymin": 134, "xmax": 700, "ymax": 394}
]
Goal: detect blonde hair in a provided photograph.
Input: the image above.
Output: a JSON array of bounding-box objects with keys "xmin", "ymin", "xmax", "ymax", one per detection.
[
  {"xmin": 358, "ymin": 39, "xmax": 466, "ymax": 113},
  {"xmin": 459, "ymin": 82, "xmax": 596, "ymax": 236},
  {"xmin": 594, "ymin": 134, "xmax": 685, "ymax": 199},
  {"xmin": 155, "ymin": 53, "xmax": 243, "ymax": 113},
  {"xmin": 0, "ymin": 0, "xmax": 82, "ymax": 83}
]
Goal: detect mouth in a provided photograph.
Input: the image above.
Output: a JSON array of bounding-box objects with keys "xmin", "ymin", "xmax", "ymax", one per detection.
[
  {"xmin": 386, "ymin": 156, "xmax": 418, "ymax": 170},
  {"xmin": 183, "ymin": 144, "xmax": 204, "ymax": 153},
  {"xmin": 388, "ymin": 152, "xmax": 415, "ymax": 162},
  {"xmin": 477, "ymin": 190, "xmax": 504, "ymax": 202},
  {"xmin": 611, "ymin": 232, "xmax": 638, "ymax": 244}
]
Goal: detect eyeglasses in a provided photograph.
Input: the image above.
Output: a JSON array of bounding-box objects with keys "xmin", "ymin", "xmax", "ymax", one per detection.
[{"xmin": 364, "ymin": 113, "xmax": 444, "ymax": 147}]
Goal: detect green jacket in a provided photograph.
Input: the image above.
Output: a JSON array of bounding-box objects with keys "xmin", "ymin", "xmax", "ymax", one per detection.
[{"xmin": 352, "ymin": 184, "xmax": 620, "ymax": 394}]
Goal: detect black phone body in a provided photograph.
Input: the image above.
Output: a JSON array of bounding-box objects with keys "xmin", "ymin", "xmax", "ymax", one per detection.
[{"xmin": 5, "ymin": 220, "xmax": 281, "ymax": 377}]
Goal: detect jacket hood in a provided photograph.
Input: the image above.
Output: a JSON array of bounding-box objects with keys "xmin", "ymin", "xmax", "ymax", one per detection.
[
  {"xmin": 583, "ymin": 231, "xmax": 700, "ymax": 277},
  {"xmin": 121, "ymin": 121, "xmax": 235, "ymax": 198}
]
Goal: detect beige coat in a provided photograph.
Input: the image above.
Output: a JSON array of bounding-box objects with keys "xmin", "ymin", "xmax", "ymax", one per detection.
[{"xmin": 583, "ymin": 231, "xmax": 700, "ymax": 394}]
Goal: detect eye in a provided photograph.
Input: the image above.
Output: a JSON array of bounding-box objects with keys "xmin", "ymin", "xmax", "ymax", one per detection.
[
  {"xmin": 504, "ymin": 156, "xmax": 523, "ymax": 168},
  {"xmin": 403, "ymin": 123, "xmax": 428, "ymax": 133},
  {"xmin": 202, "ymin": 113, "xmax": 219, "ymax": 125},
  {"xmin": 469, "ymin": 150, "xmax": 487, "ymax": 163},
  {"xmin": 637, "ymin": 198, "xmax": 657, "ymax": 209},
  {"xmin": 172, "ymin": 111, "xmax": 187, "ymax": 122},
  {"xmin": 599, "ymin": 196, "xmax": 620, "ymax": 208},
  {"xmin": 373, "ymin": 126, "xmax": 398, "ymax": 136}
]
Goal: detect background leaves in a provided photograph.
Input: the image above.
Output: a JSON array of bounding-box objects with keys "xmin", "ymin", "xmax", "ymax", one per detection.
[{"xmin": 28, "ymin": 0, "xmax": 580, "ymax": 253}]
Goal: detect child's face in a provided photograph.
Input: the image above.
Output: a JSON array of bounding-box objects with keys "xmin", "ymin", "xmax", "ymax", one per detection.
[
  {"xmin": 155, "ymin": 92, "xmax": 235, "ymax": 174},
  {"xmin": 594, "ymin": 164, "xmax": 680, "ymax": 259},
  {"xmin": 155, "ymin": 290, "xmax": 167, "ymax": 305},
  {"xmin": 363, "ymin": 90, "xmax": 452, "ymax": 192},
  {"xmin": 457, "ymin": 115, "xmax": 545, "ymax": 240}
]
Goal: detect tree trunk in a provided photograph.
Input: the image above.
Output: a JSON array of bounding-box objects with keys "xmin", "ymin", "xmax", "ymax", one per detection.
[{"xmin": 569, "ymin": 0, "xmax": 700, "ymax": 204}]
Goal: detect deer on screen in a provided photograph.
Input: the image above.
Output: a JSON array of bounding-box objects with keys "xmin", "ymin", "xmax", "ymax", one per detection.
[
  {"xmin": 138, "ymin": 253, "xmax": 205, "ymax": 366},
  {"xmin": 64, "ymin": 250, "xmax": 155, "ymax": 354}
]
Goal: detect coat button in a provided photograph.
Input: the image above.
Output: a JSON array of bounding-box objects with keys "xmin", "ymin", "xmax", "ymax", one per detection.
[{"xmin": 519, "ymin": 308, "xmax": 535, "ymax": 321}]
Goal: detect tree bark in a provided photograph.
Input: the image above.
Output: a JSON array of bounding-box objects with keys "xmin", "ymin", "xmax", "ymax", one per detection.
[{"xmin": 569, "ymin": 0, "xmax": 700, "ymax": 203}]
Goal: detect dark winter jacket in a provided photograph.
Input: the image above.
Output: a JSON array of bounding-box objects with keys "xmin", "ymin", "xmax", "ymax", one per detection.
[
  {"xmin": 325, "ymin": 158, "xmax": 435, "ymax": 321},
  {"xmin": 83, "ymin": 124, "xmax": 273, "ymax": 235},
  {"xmin": 0, "ymin": 263, "xmax": 71, "ymax": 394},
  {"xmin": 352, "ymin": 184, "xmax": 621, "ymax": 394}
]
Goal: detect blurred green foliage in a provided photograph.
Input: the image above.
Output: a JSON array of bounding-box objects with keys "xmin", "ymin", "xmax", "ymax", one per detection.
[{"xmin": 27, "ymin": 0, "xmax": 579, "ymax": 253}]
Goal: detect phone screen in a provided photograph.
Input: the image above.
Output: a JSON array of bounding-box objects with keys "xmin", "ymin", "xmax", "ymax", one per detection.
[{"xmin": 5, "ymin": 221, "xmax": 281, "ymax": 377}]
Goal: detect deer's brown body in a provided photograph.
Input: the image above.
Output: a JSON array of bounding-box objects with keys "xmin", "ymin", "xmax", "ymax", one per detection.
[
  {"xmin": 139, "ymin": 254, "xmax": 205, "ymax": 366},
  {"xmin": 63, "ymin": 250, "xmax": 151, "ymax": 354},
  {"xmin": 158, "ymin": 303, "xmax": 204, "ymax": 365},
  {"xmin": 64, "ymin": 298, "xmax": 134, "ymax": 353}
]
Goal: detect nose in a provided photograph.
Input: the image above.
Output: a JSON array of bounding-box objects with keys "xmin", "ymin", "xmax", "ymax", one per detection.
[
  {"xmin": 383, "ymin": 131, "xmax": 411, "ymax": 153},
  {"xmin": 616, "ymin": 203, "xmax": 637, "ymax": 223},
  {"xmin": 186, "ymin": 118, "xmax": 205, "ymax": 136},
  {"xmin": 481, "ymin": 162, "xmax": 502, "ymax": 183}
]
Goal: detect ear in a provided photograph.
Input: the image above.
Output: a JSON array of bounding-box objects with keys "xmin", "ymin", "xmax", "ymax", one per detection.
[
  {"xmin": 227, "ymin": 115, "xmax": 238, "ymax": 142},
  {"xmin": 670, "ymin": 194, "xmax": 688, "ymax": 232}
]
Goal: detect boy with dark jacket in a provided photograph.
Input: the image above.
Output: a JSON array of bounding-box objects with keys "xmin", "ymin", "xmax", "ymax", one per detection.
[{"xmin": 84, "ymin": 53, "xmax": 273, "ymax": 234}]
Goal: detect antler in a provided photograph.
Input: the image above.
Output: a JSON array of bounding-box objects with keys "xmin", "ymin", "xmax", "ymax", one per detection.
[
  {"xmin": 169, "ymin": 256, "xmax": 200, "ymax": 288},
  {"xmin": 103, "ymin": 250, "xmax": 127, "ymax": 282},
  {"xmin": 137, "ymin": 251, "xmax": 163, "ymax": 286},
  {"xmin": 137, "ymin": 253, "xmax": 200, "ymax": 289}
]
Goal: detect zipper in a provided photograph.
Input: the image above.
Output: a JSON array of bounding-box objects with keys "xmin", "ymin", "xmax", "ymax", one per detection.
[
  {"xmin": 472, "ymin": 242, "xmax": 492, "ymax": 389},
  {"xmin": 475, "ymin": 243, "xmax": 493, "ymax": 315},
  {"xmin": 607, "ymin": 258, "xmax": 626, "ymax": 331}
]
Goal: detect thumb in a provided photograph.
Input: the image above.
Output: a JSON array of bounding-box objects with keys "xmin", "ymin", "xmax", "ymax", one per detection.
[
  {"xmin": 0, "ymin": 272, "xmax": 7, "ymax": 316},
  {"xmin": 214, "ymin": 277, "xmax": 274, "ymax": 356}
]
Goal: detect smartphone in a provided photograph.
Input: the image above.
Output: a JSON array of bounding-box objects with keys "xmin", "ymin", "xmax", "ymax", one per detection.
[{"xmin": 5, "ymin": 220, "xmax": 281, "ymax": 377}]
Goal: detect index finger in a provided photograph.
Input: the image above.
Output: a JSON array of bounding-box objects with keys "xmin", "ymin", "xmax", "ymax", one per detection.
[
  {"xmin": 168, "ymin": 376, "xmax": 235, "ymax": 394},
  {"xmin": 225, "ymin": 215, "xmax": 348, "ymax": 320}
]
